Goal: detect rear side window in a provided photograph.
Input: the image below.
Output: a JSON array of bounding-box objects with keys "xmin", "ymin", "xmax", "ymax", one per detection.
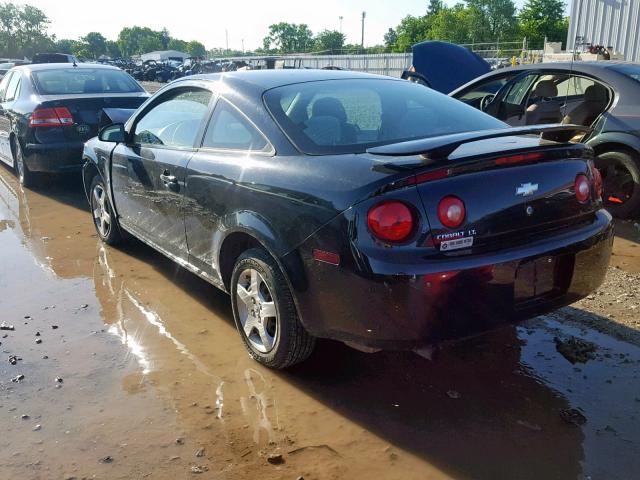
[
  {"xmin": 202, "ymin": 99, "xmax": 269, "ymax": 151},
  {"xmin": 264, "ymin": 79, "xmax": 505, "ymax": 155},
  {"xmin": 33, "ymin": 68, "xmax": 143, "ymax": 95},
  {"xmin": 4, "ymin": 72, "xmax": 21, "ymax": 102},
  {"xmin": 0, "ymin": 72, "xmax": 13, "ymax": 101}
]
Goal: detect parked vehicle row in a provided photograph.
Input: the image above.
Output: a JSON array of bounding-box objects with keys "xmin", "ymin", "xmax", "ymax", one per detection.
[{"xmin": 0, "ymin": 60, "xmax": 619, "ymax": 369}]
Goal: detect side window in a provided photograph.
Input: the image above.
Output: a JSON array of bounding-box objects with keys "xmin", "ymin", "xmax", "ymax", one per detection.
[
  {"xmin": 203, "ymin": 99, "xmax": 269, "ymax": 151},
  {"xmin": 555, "ymin": 75, "xmax": 595, "ymax": 97},
  {"xmin": 0, "ymin": 72, "xmax": 13, "ymax": 101},
  {"xmin": 457, "ymin": 74, "xmax": 516, "ymax": 103},
  {"xmin": 4, "ymin": 72, "xmax": 21, "ymax": 102},
  {"xmin": 504, "ymin": 74, "xmax": 539, "ymax": 105},
  {"xmin": 133, "ymin": 88, "xmax": 212, "ymax": 148}
]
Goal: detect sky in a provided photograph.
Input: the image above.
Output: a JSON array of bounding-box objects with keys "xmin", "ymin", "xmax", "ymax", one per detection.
[{"xmin": 14, "ymin": 0, "xmax": 505, "ymax": 51}]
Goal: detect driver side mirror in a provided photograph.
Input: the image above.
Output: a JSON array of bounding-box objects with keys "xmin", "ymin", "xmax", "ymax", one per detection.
[{"xmin": 98, "ymin": 123, "xmax": 127, "ymax": 143}]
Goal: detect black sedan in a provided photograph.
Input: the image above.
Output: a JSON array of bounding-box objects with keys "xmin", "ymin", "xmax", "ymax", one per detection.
[
  {"xmin": 82, "ymin": 70, "xmax": 613, "ymax": 368},
  {"xmin": 0, "ymin": 63, "xmax": 148, "ymax": 187},
  {"xmin": 447, "ymin": 62, "xmax": 640, "ymax": 218}
]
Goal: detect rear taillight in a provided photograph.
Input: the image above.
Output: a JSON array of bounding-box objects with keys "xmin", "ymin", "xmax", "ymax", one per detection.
[
  {"xmin": 367, "ymin": 201, "xmax": 414, "ymax": 242},
  {"xmin": 437, "ymin": 196, "xmax": 465, "ymax": 228},
  {"xmin": 29, "ymin": 107, "xmax": 74, "ymax": 127},
  {"xmin": 592, "ymin": 167, "xmax": 603, "ymax": 200},
  {"xmin": 575, "ymin": 174, "xmax": 591, "ymax": 203}
]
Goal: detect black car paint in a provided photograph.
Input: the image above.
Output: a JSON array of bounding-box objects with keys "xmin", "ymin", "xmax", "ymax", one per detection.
[
  {"xmin": 83, "ymin": 71, "xmax": 613, "ymax": 350},
  {"xmin": 0, "ymin": 63, "xmax": 148, "ymax": 175}
]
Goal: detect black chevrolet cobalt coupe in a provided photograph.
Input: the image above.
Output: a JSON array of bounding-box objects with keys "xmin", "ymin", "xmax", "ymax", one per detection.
[
  {"xmin": 0, "ymin": 63, "xmax": 148, "ymax": 187},
  {"xmin": 82, "ymin": 70, "xmax": 613, "ymax": 368}
]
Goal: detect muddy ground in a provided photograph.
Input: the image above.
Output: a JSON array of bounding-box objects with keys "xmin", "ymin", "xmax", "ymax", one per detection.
[{"xmin": 0, "ymin": 167, "xmax": 639, "ymax": 480}]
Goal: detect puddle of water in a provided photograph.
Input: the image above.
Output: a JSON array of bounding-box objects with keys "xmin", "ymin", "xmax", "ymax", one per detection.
[{"xmin": 1, "ymin": 167, "xmax": 639, "ymax": 480}]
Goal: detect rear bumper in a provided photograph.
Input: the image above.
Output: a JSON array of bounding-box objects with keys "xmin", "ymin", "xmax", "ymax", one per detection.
[
  {"xmin": 288, "ymin": 210, "xmax": 614, "ymax": 349},
  {"xmin": 23, "ymin": 142, "xmax": 85, "ymax": 173}
]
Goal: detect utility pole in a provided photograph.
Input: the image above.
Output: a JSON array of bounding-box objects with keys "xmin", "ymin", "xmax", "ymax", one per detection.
[
  {"xmin": 361, "ymin": 11, "xmax": 366, "ymax": 53},
  {"xmin": 339, "ymin": 16, "xmax": 343, "ymax": 34},
  {"xmin": 241, "ymin": 38, "xmax": 245, "ymax": 55},
  {"xmin": 225, "ymin": 29, "xmax": 229, "ymax": 54}
]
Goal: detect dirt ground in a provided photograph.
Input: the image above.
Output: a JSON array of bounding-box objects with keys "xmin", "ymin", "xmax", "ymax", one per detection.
[{"xmin": 1, "ymin": 168, "xmax": 639, "ymax": 480}]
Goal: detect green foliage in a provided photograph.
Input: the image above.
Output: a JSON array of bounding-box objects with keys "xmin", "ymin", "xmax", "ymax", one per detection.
[
  {"xmin": 519, "ymin": 0, "xmax": 567, "ymax": 45},
  {"xmin": 105, "ymin": 40, "xmax": 121, "ymax": 58},
  {"xmin": 393, "ymin": 15, "xmax": 430, "ymax": 52},
  {"xmin": 168, "ymin": 38, "xmax": 188, "ymax": 52},
  {"xmin": 54, "ymin": 38, "xmax": 80, "ymax": 55},
  {"xmin": 117, "ymin": 26, "xmax": 163, "ymax": 56},
  {"xmin": 186, "ymin": 40, "xmax": 206, "ymax": 58},
  {"xmin": 383, "ymin": 28, "xmax": 398, "ymax": 49},
  {"xmin": 314, "ymin": 30, "xmax": 345, "ymax": 54},
  {"xmin": 0, "ymin": 2, "xmax": 54, "ymax": 58},
  {"xmin": 263, "ymin": 23, "xmax": 314, "ymax": 53},
  {"xmin": 76, "ymin": 31, "xmax": 107, "ymax": 58}
]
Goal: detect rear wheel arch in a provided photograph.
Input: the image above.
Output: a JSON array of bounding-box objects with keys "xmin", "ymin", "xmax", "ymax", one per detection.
[
  {"xmin": 591, "ymin": 142, "xmax": 640, "ymax": 160},
  {"xmin": 82, "ymin": 161, "xmax": 101, "ymax": 200}
]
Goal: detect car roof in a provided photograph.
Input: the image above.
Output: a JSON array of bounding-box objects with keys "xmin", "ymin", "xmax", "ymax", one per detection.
[
  {"xmin": 177, "ymin": 69, "xmax": 401, "ymax": 94},
  {"xmin": 15, "ymin": 62, "xmax": 122, "ymax": 72}
]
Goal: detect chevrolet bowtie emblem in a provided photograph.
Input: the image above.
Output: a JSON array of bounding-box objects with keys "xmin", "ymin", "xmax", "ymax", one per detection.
[{"xmin": 516, "ymin": 182, "xmax": 539, "ymax": 196}]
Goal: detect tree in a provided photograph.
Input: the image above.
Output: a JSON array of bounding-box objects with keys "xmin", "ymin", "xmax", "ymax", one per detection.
[
  {"xmin": 168, "ymin": 38, "xmax": 188, "ymax": 52},
  {"xmin": 262, "ymin": 23, "xmax": 314, "ymax": 53},
  {"xmin": 76, "ymin": 31, "xmax": 106, "ymax": 58},
  {"xmin": 160, "ymin": 27, "xmax": 170, "ymax": 49},
  {"xmin": 314, "ymin": 30, "xmax": 345, "ymax": 54},
  {"xmin": 392, "ymin": 15, "xmax": 430, "ymax": 52},
  {"xmin": 55, "ymin": 38, "xmax": 79, "ymax": 55},
  {"xmin": 427, "ymin": 0, "xmax": 444, "ymax": 15},
  {"xmin": 106, "ymin": 40, "xmax": 121, "ymax": 58},
  {"xmin": 117, "ymin": 26, "xmax": 163, "ymax": 56},
  {"xmin": 383, "ymin": 28, "xmax": 398, "ymax": 49},
  {"xmin": 0, "ymin": 3, "xmax": 54, "ymax": 58},
  {"xmin": 466, "ymin": 0, "xmax": 518, "ymax": 42},
  {"xmin": 430, "ymin": 4, "xmax": 473, "ymax": 43},
  {"xmin": 519, "ymin": 0, "xmax": 567, "ymax": 46},
  {"xmin": 186, "ymin": 40, "xmax": 206, "ymax": 58}
]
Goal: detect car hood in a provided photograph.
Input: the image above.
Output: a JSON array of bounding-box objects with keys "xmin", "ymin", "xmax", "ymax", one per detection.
[{"xmin": 411, "ymin": 41, "xmax": 491, "ymax": 94}]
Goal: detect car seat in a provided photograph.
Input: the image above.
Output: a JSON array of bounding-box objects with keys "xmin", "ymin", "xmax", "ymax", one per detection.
[
  {"xmin": 562, "ymin": 84, "xmax": 608, "ymax": 126},
  {"xmin": 525, "ymin": 80, "xmax": 562, "ymax": 125},
  {"xmin": 310, "ymin": 97, "xmax": 357, "ymax": 143}
]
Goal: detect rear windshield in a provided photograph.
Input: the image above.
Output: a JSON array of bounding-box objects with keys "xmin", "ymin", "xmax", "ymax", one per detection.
[
  {"xmin": 610, "ymin": 64, "xmax": 640, "ymax": 84},
  {"xmin": 263, "ymin": 78, "xmax": 506, "ymax": 155},
  {"xmin": 33, "ymin": 68, "xmax": 143, "ymax": 95}
]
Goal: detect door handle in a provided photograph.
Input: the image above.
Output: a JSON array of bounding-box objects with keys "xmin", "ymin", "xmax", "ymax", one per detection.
[{"xmin": 160, "ymin": 171, "xmax": 177, "ymax": 184}]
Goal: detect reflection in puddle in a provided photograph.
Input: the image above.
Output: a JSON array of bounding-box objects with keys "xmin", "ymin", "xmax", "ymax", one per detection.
[{"xmin": 241, "ymin": 368, "xmax": 278, "ymax": 446}]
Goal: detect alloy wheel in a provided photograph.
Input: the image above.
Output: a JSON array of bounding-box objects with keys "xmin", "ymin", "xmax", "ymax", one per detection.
[
  {"xmin": 92, "ymin": 183, "xmax": 112, "ymax": 238},
  {"xmin": 235, "ymin": 268, "xmax": 278, "ymax": 353},
  {"xmin": 14, "ymin": 141, "xmax": 25, "ymax": 183}
]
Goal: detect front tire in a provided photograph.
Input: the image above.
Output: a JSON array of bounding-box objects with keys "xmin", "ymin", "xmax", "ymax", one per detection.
[
  {"xmin": 89, "ymin": 176, "xmax": 122, "ymax": 245},
  {"xmin": 12, "ymin": 138, "xmax": 38, "ymax": 188},
  {"xmin": 230, "ymin": 248, "xmax": 315, "ymax": 369},
  {"xmin": 597, "ymin": 150, "xmax": 640, "ymax": 218}
]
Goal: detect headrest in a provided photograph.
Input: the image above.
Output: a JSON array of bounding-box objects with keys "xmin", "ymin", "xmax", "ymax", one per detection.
[
  {"xmin": 533, "ymin": 80, "xmax": 558, "ymax": 98},
  {"xmin": 585, "ymin": 84, "xmax": 608, "ymax": 103},
  {"xmin": 311, "ymin": 97, "xmax": 347, "ymax": 124}
]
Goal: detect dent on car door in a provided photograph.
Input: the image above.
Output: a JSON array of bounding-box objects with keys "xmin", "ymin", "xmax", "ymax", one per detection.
[
  {"xmin": 183, "ymin": 97, "xmax": 273, "ymax": 282},
  {"xmin": 110, "ymin": 87, "xmax": 213, "ymax": 258}
]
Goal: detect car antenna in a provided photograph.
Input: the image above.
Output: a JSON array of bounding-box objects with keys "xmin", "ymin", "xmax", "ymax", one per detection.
[{"xmin": 564, "ymin": 10, "xmax": 582, "ymax": 116}]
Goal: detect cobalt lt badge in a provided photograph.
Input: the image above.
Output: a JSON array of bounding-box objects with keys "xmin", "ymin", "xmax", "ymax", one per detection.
[
  {"xmin": 526, "ymin": 205, "xmax": 534, "ymax": 216},
  {"xmin": 77, "ymin": 124, "xmax": 90, "ymax": 136}
]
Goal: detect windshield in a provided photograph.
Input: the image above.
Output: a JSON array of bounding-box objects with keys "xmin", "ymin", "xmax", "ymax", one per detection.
[
  {"xmin": 264, "ymin": 78, "xmax": 506, "ymax": 155},
  {"xmin": 610, "ymin": 64, "xmax": 640, "ymax": 84},
  {"xmin": 33, "ymin": 68, "xmax": 143, "ymax": 95}
]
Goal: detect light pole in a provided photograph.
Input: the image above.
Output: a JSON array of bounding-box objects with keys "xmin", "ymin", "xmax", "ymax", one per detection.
[
  {"xmin": 361, "ymin": 11, "xmax": 366, "ymax": 53},
  {"xmin": 339, "ymin": 16, "xmax": 343, "ymax": 34},
  {"xmin": 241, "ymin": 38, "xmax": 245, "ymax": 55},
  {"xmin": 225, "ymin": 29, "xmax": 229, "ymax": 54}
]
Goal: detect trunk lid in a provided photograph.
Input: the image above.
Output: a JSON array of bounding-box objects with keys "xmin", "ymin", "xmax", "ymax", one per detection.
[
  {"xmin": 33, "ymin": 93, "xmax": 148, "ymax": 144},
  {"xmin": 375, "ymin": 136, "xmax": 599, "ymax": 254}
]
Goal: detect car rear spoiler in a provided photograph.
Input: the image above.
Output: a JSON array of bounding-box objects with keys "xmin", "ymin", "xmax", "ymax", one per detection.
[{"xmin": 366, "ymin": 124, "xmax": 592, "ymax": 159}]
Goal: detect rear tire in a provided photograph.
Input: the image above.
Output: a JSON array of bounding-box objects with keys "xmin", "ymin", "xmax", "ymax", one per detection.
[
  {"xmin": 12, "ymin": 138, "xmax": 38, "ymax": 188},
  {"xmin": 89, "ymin": 175, "xmax": 122, "ymax": 245},
  {"xmin": 230, "ymin": 248, "xmax": 315, "ymax": 369},
  {"xmin": 596, "ymin": 150, "xmax": 640, "ymax": 218}
]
